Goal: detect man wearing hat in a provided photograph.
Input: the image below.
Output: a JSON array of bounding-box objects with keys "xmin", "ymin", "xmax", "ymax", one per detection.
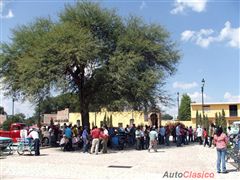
[
  {"xmin": 28, "ymin": 128, "xmax": 40, "ymax": 156},
  {"xmin": 148, "ymin": 126, "xmax": 158, "ymax": 152}
]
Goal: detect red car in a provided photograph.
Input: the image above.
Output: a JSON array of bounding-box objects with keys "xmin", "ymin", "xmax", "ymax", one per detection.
[{"xmin": 0, "ymin": 123, "xmax": 26, "ymax": 143}]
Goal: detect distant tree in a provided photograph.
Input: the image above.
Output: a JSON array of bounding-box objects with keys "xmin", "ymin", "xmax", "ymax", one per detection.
[
  {"xmin": 222, "ymin": 109, "xmax": 227, "ymax": 129},
  {"xmin": 2, "ymin": 113, "xmax": 25, "ymax": 130},
  {"xmin": 195, "ymin": 110, "xmax": 199, "ymax": 128},
  {"xmin": 0, "ymin": 106, "xmax": 7, "ymax": 115},
  {"xmin": 203, "ymin": 114, "xmax": 209, "ymax": 132},
  {"xmin": 218, "ymin": 109, "xmax": 227, "ymax": 132},
  {"xmin": 199, "ymin": 114, "xmax": 202, "ymax": 127},
  {"xmin": 178, "ymin": 94, "xmax": 191, "ymax": 121},
  {"xmin": 215, "ymin": 112, "xmax": 219, "ymax": 127},
  {"xmin": 25, "ymin": 116, "xmax": 37, "ymax": 126},
  {"xmin": 161, "ymin": 113, "xmax": 173, "ymax": 120}
]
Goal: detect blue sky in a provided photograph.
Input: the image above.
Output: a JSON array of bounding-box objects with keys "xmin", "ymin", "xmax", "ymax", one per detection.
[{"xmin": 0, "ymin": 0, "xmax": 239, "ymax": 118}]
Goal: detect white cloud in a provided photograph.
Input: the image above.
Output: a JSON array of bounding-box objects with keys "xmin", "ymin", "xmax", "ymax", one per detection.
[
  {"xmin": 0, "ymin": 0, "xmax": 14, "ymax": 19},
  {"xmin": 181, "ymin": 30, "xmax": 195, "ymax": 41},
  {"xmin": 224, "ymin": 92, "xmax": 240, "ymax": 102},
  {"xmin": 140, "ymin": 1, "xmax": 146, "ymax": 10},
  {"xmin": 181, "ymin": 21, "xmax": 240, "ymax": 48},
  {"xmin": 187, "ymin": 91, "xmax": 209, "ymax": 103},
  {"xmin": 217, "ymin": 21, "xmax": 240, "ymax": 48},
  {"xmin": 173, "ymin": 81, "xmax": 198, "ymax": 90},
  {"xmin": 171, "ymin": 0, "xmax": 208, "ymax": 14}
]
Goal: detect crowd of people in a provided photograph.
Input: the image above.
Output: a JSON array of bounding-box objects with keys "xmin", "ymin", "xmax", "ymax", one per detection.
[
  {"xmin": 41, "ymin": 122, "xmax": 240, "ymax": 154},
  {"xmin": 21, "ymin": 121, "xmax": 240, "ymax": 173},
  {"xmin": 42, "ymin": 122, "xmax": 238, "ymax": 154}
]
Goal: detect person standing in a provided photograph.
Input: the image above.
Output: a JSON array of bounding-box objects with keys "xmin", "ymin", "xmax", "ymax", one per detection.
[
  {"xmin": 203, "ymin": 128, "xmax": 209, "ymax": 147},
  {"xmin": 148, "ymin": 126, "xmax": 158, "ymax": 152},
  {"xmin": 82, "ymin": 126, "xmax": 89, "ymax": 153},
  {"xmin": 144, "ymin": 126, "xmax": 150, "ymax": 149},
  {"xmin": 159, "ymin": 126, "xmax": 165, "ymax": 145},
  {"xmin": 140, "ymin": 126, "xmax": 145, "ymax": 150},
  {"xmin": 90, "ymin": 126, "xmax": 101, "ymax": 155},
  {"xmin": 165, "ymin": 125, "xmax": 170, "ymax": 146},
  {"xmin": 28, "ymin": 128, "xmax": 40, "ymax": 156},
  {"xmin": 209, "ymin": 123, "xmax": 215, "ymax": 147},
  {"xmin": 196, "ymin": 125, "xmax": 203, "ymax": 145},
  {"xmin": 188, "ymin": 126, "xmax": 193, "ymax": 142},
  {"xmin": 214, "ymin": 127, "xmax": 228, "ymax": 173},
  {"xmin": 64, "ymin": 124, "xmax": 73, "ymax": 151},
  {"xmin": 135, "ymin": 126, "xmax": 141, "ymax": 150},
  {"xmin": 100, "ymin": 126, "xmax": 109, "ymax": 154},
  {"xmin": 176, "ymin": 124, "xmax": 182, "ymax": 147},
  {"xmin": 20, "ymin": 126, "xmax": 28, "ymax": 139}
]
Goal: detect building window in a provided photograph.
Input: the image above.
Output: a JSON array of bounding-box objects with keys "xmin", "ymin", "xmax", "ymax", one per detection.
[
  {"xmin": 130, "ymin": 119, "xmax": 134, "ymax": 125},
  {"xmin": 76, "ymin": 120, "xmax": 81, "ymax": 127},
  {"xmin": 229, "ymin": 105, "xmax": 238, "ymax": 117},
  {"xmin": 203, "ymin": 105, "xmax": 210, "ymax": 112}
]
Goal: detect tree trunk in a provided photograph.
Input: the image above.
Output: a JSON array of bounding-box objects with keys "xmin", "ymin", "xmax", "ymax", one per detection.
[
  {"xmin": 78, "ymin": 65, "xmax": 90, "ymax": 128},
  {"xmin": 81, "ymin": 102, "xmax": 90, "ymax": 128}
]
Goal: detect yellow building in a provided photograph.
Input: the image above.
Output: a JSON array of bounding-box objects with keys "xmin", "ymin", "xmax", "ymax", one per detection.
[
  {"xmin": 69, "ymin": 108, "xmax": 161, "ymax": 128},
  {"xmin": 191, "ymin": 102, "xmax": 240, "ymax": 126}
]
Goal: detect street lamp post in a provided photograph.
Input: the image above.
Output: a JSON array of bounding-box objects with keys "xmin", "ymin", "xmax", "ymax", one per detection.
[
  {"xmin": 12, "ymin": 95, "xmax": 16, "ymax": 116},
  {"xmin": 201, "ymin": 78, "xmax": 205, "ymax": 126},
  {"xmin": 177, "ymin": 92, "xmax": 179, "ymax": 120}
]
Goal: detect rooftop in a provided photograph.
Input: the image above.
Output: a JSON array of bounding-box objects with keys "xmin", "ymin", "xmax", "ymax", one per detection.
[{"xmin": 191, "ymin": 102, "xmax": 240, "ymax": 106}]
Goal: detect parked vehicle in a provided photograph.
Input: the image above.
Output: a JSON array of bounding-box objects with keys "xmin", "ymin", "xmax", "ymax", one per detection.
[
  {"xmin": 0, "ymin": 123, "xmax": 26, "ymax": 143},
  {"xmin": 0, "ymin": 136, "xmax": 14, "ymax": 155},
  {"xmin": 41, "ymin": 126, "xmax": 50, "ymax": 146},
  {"xmin": 230, "ymin": 121, "xmax": 240, "ymax": 138}
]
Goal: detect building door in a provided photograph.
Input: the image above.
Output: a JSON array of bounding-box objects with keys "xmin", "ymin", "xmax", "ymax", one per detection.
[{"xmin": 150, "ymin": 113, "xmax": 158, "ymax": 127}]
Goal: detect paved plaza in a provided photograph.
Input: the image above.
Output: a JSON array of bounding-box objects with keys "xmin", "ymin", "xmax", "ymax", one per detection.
[{"xmin": 0, "ymin": 144, "xmax": 239, "ymax": 180}]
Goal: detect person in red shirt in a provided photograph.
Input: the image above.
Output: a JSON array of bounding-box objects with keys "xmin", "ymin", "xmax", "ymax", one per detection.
[
  {"xmin": 90, "ymin": 126, "xmax": 101, "ymax": 155},
  {"xmin": 100, "ymin": 126, "xmax": 109, "ymax": 153},
  {"xmin": 203, "ymin": 128, "xmax": 209, "ymax": 147}
]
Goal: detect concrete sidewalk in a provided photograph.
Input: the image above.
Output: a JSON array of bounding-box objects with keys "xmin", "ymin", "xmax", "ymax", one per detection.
[{"xmin": 1, "ymin": 143, "xmax": 239, "ymax": 180}]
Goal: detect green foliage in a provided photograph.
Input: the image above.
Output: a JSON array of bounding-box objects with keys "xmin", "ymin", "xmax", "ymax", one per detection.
[
  {"xmin": 161, "ymin": 113, "xmax": 173, "ymax": 120},
  {"xmin": 203, "ymin": 115, "xmax": 209, "ymax": 132},
  {"xmin": 0, "ymin": 1, "xmax": 180, "ymax": 127},
  {"xmin": 35, "ymin": 93, "xmax": 80, "ymax": 115},
  {"xmin": 0, "ymin": 106, "xmax": 7, "ymax": 115},
  {"xmin": 2, "ymin": 113, "xmax": 25, "ymax": 130},
  {"xmin": 178, "ymin": 94, "xmax": 191, "ymax": 121},
  {"xmin": 25, "ymin": 116, "xmax": 37, "ymax": 126},
  {"xmin": 215, "ymin": 113, "xmax": 219, "ymax": 127},
  {"xmin": 196, "ymin": 110, "xmax": 199, "ymax": 128},
  {"xmin": 221, "ymin": 109, "xmax": 227, "ymax": 131},
  {"xmin": 199, "ymin": 114, "xmax": 202, "ymax": 126},
  {"xmin": 215, "ymin": 110, "xmax": 227, "ymax": 132}
]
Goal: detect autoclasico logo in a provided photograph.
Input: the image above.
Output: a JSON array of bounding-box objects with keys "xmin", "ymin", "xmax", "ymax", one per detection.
[{"xmin": 162, "ymin": 171, "xmax": 215, "ymax": 178}]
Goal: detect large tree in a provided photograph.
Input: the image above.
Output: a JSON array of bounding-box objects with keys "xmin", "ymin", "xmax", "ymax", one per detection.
[
  {"xmin": 178, "ymin": 94, "xmax": 191, "ymax": 121},
  {"xmin": 0, "ymin": 2, "xmax": 180, "ymax": 127}
]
